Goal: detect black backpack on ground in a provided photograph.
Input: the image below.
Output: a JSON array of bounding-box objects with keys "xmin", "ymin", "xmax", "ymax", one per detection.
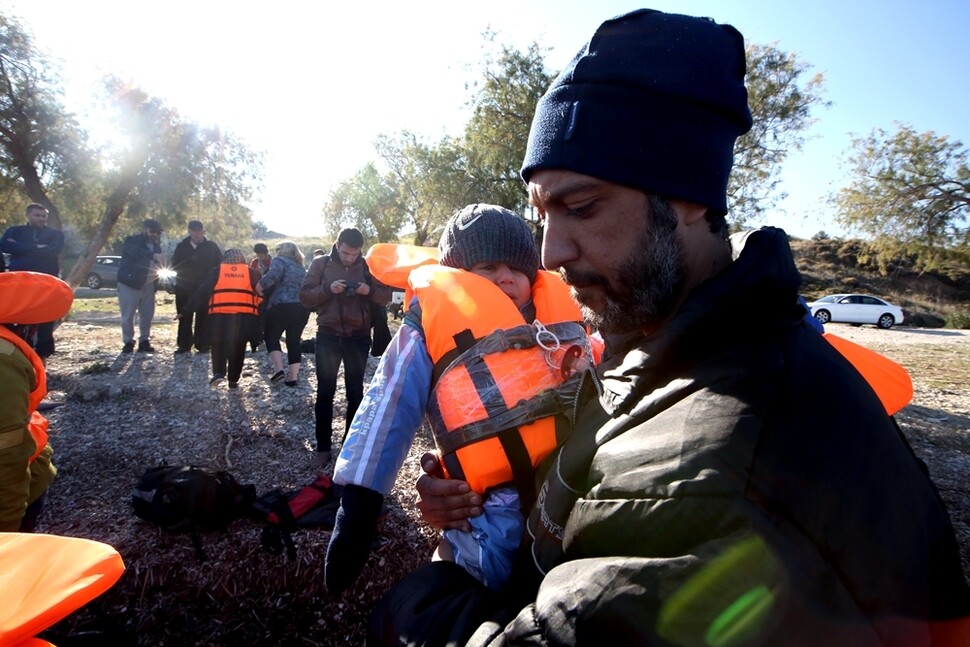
[{"xmin": 131, "ymin": 464, "xmax": 257, "ymax": 561}]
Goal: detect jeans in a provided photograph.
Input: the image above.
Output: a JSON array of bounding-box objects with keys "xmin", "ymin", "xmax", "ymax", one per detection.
[
  {"xmin": 314, "ymin": 332, "xmax": 370, "ymax": 453},
  {"xmin": 118, "ymin": 282, "xmax": 156, "ymax": 344}
]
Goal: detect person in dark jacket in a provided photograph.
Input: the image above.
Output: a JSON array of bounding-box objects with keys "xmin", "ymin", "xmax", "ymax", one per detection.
[
  {"xmin": 299, "ymin": 228, "xmax": 391, "ymax": 468},
  {"xmin": 0, "ymin": 204, "xmax": 65, "ymax": 358},
  {"xmin": 183, "ymin": 248, "xmax": 260, "ymax": 389},
  {"xmin": 372, "ymin": 9, "xmax": 970, "ymax": 646},
  {"xmin": 117, "ymin": 219, "xmax": 164, "ymax": 353},
  {"xmin": 171, "ymin": 220, "xmax": 222, "ymax": 354}
]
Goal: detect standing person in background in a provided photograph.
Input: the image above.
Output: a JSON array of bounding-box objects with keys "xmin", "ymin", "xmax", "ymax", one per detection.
[
  {"xmin": 259, "ymin": 241, "xmax": 310, "ymax": 387},
  {"xmin": 171, "ymin": 220, "xmax": 222, "ymax": 354},
  {"xmin": 250, "ymin": 243, "xmax": 272, "ymax": 277},
  {"xmin": 299, "ymin": 228, "xmax": 391, "ymax": 468},
  {"xmin": 0, "ymin": 272, "xmax": 73, "ymax": 532},
  {"xmin": 249, "ymin": 243, "xmax": 273, "ymax": 352},
  {"xmin": 117, "ymin": 219, "xmax": 164, "ymax": 354},
  {"xmin": 0, "ymin": 204, "xmax": 65, "ymax": 360},
  {"xmin": 182, "ymin": 248, "xmax": 261, "ymax": 389}
]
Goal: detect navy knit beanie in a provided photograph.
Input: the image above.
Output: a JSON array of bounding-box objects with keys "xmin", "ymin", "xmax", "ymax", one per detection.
[
  {"xmin": 521, "ymin": 9, "xmax": 753, "ymax": 214},
  {"xmin": 438, "ymin": 204, "xmax": 540, "ymax": 283}
]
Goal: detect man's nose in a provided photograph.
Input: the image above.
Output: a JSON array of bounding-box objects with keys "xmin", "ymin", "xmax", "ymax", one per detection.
[{"xmin": 540, "ymin": 219, "xmax": 575, "ymax": 271}]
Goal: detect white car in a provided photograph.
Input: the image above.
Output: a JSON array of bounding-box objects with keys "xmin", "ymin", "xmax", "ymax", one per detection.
[{"xmin": 807, "ymin": 294, "xmax": 904, "ymax": 329}]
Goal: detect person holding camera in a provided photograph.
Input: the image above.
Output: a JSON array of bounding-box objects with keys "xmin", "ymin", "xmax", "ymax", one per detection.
[{"xmin": 299, "ymin": 228, "xmax": 391, "ymax": 468}]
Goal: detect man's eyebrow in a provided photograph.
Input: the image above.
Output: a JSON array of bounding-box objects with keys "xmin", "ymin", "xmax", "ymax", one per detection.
[{"xmin": 532, "ymin": 178, "xmax": 602, "ymax": 206}]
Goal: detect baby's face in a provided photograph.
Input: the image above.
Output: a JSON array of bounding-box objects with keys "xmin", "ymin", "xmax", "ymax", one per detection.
[{"xmin": 470, "ymin": 262, "xmax": 532, "ymax": 308}]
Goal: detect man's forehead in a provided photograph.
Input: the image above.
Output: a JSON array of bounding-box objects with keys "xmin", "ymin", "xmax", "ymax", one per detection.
[
  {"xmin": 529, "ymin": 170, "xmax": 609, "ymax": 207},
  {"xmin": 337, "ymin": 244, "xmax": 360, "ymax": 254}
]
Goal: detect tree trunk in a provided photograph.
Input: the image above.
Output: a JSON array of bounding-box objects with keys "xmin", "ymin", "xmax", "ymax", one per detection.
[
  {"xmin": 19, "ymin": 167, "xmax": 63, "ymax": 230},
  {"xmin": 64, "ymin": 184, "xmax": 135, "ymax": 288}
]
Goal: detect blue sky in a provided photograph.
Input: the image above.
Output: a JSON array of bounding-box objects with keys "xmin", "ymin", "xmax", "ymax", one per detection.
[{"xmin": 3, "ymin": 0, "xmax": 967, "ymax": 240}]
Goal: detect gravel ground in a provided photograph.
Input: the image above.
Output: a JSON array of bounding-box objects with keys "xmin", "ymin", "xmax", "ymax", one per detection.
[{"xmin": 33, "ymin": 304, "xmax": 970, "ymax": 645}]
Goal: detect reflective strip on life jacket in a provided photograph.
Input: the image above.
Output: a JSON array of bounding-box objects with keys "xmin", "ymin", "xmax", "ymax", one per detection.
[
  {"xmin": 412, "ymin": 266, "xmax": 592, "ymax": 495},
  {"xmin": 208, "ymin": 264, "xmax": 259, "ymax": 316}
]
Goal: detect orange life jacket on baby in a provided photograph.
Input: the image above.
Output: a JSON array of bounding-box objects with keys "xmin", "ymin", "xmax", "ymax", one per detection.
[
  {"xmin": 208, "ymin": 264, "xmax": 259, "ymax": 316},
  {"xmin": 411, "ymin": 265, "xmax": 593, "ymax": 497}
]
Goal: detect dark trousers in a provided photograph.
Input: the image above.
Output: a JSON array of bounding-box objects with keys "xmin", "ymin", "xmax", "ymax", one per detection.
[
  {"xmin": 176, "ymin": 289, "xmax": 208, "ymax": 351},
  {"xmin": 212, "ymin": 339, "xmax": 247, "ymax": 382},
  {"xmin": 20, "ymin": 491, "xmax": 47, "ymax": 532},
  {"xmin": 264, "ymin": 302, "xmax": 310, "ymax": 365},
  {"xmin": 368, "ymin": 562, "xmax": 507, "ymax": 647},
  {"xmin": 33, "ymin": 321, "xmax": 55, "ymax": 358},
  {"xmin": 314, "ymin": 331, "xmax": 370, "ymax": 453}
]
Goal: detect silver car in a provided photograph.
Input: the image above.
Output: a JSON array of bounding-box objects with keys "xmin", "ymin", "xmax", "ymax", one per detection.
[
  {"xmin": 85, "ymin": 255, "xmax": 122, "ymax": 289},
  {"xmin": 807, "ymin": 294, "xmax": 904, "ymax": 329},
  {"xmin": 84, "ymin": 255, "xmax": 177, "ymax": 291}
]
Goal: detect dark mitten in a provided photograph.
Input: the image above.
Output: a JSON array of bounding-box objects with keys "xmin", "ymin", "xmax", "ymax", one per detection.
[{"xmin": 325, "ymin": 484, "xmax": 384, "ymax": 594}]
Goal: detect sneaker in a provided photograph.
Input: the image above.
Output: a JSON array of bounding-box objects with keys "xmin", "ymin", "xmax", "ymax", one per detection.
[
  {"xmin": 312, "ymin": 451, "xmax": 332, "ymax": 469},
  {"xmin": 122, "ymin": 341, "xmax": 135, "ymax": 353},
  {"xmin": 270, "ymin": 370, "xmax": 286, "ymax": 383},
  {"xmin": 137, "ymin": 341, "xmax": 156, "ymax": 353},
  {"xmin": 228, "ymin": 381, "xmax": 239, "ymax": 389},
  {"xmin": 284, "ymin": 380, "xmax": 298, "ymax": 388},
  {"xmin": 209, "ymin": 374, "xmax": 225, "ymax": 387}
]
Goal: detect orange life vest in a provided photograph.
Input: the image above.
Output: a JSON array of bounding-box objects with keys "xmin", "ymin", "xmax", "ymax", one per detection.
[
  {"xmin": 0, "ymin": 326, "xmax": 49, "ymax": 464},
  {"xmin": 0, "ymin": 534, "xmax": 125, "ymax": 646},
  {"xmin": 411, "ymin": 266, "xmax": 594, "ymax": 496},
  {"xmin": 207, "ymin": 264, "xmax": 259, "ymax": 316},
  {"xmin": 0, "ymin": 272, "xmax": 70, "ymax": 466}
]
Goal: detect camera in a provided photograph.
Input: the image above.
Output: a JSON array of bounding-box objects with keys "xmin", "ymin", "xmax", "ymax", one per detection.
[{"xmin": 344, "ymin": 280, "xmax": 359, "ymax": 296}]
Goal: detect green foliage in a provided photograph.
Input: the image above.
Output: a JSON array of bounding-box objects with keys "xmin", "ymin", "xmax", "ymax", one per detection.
[
  {"xmin": 0, "ymin": 13, "xmax": 97, "ymax": 231},
  {"xmin": 81, "ymin": 361, "xmax": 112, "ymax": 375},
  {"xmin": 323, "ymin": 33, "xmax": 554, "ymax": 246},
  {"xmin": 945, "ymin": 310, "xmax": 970, "ymax": 330},
  {"xmin": 834, "ymin": 124, "xmax": 970, "ymax": 273},
  {"xmin": 323, "ymin": 162, "xmax": 407, "ymax": 243},
  {"xmin": 460, "ymin": 35, "xmax": 554, "ymax": 213},
  {"xmin": 104, "ymin": 78, "xmax": 263, "ymax": 243},
  {"xmin": 729, "ymin": 44, "xmax": 828, "ymax": 227},
  {"xmin": 1, "ymin": 8, "xmax": 266, "ymax": 288}
]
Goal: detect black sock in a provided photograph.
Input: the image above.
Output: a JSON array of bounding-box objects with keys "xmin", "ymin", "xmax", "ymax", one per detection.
[{"xmin": 325, "ymin": 484, "xmax": 384, "ymax": 594}]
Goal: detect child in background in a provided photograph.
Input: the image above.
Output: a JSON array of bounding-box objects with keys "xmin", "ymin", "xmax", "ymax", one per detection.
[{"xmin": 325, "ymin": 204, "xmax": 598, "ymax": 593}]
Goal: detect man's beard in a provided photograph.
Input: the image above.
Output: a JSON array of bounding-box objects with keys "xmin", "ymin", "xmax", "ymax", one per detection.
[{"xmin": 561, "ymin": 199, "xmax": 686, "ymax": 335}]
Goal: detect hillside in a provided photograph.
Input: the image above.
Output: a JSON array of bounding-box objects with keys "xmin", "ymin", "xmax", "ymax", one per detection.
[{"xmin": 790, "ymin": 238, "xmax": 970, "ymax": 328}]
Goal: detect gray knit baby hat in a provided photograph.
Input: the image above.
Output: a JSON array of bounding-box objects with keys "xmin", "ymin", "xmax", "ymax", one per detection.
[{"xmin": 438, "ymin": 204, "xmax": 540, "ymax": 283}]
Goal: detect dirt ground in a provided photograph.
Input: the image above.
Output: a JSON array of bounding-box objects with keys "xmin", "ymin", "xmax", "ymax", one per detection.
[{"xmin": 33, "ymin": 293, "xmax": 970, "ymax": 645}]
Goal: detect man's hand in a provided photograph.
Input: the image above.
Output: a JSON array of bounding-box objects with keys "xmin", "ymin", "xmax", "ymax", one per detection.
[{"xmin": 415, "ymin": 452, "xmax": 482, "ymax": 532}]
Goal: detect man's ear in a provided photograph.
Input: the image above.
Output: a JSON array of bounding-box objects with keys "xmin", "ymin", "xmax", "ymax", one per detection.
[{"xmin": 672, "ymin": 200, "xmax": 709, "ymax": 227}]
